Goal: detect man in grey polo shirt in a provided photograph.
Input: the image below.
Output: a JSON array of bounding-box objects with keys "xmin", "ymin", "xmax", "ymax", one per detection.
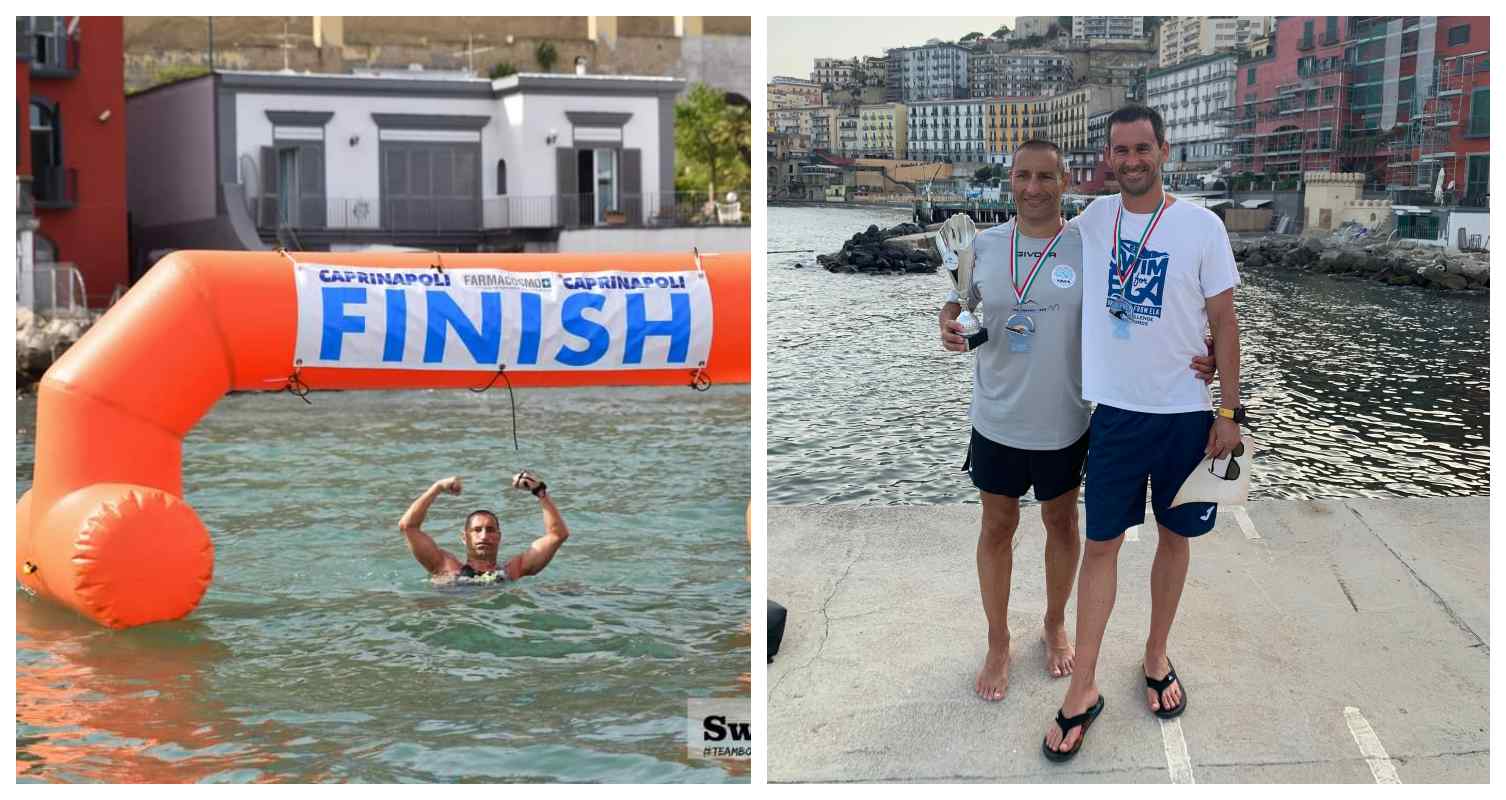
[{"xmin": 941, "ymin": 140, "xmax": 1213, "ymax": 703}]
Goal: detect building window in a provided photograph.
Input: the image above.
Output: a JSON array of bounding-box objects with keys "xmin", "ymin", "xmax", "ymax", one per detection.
[
  {"xmin": 1468, "ymin": 88, "xmax": 1488, "ymax": 136},
  {"xmin": 25, "ymin": 16, "xmax": 70, "ymax": 71},
  {"xmin": 1448, "ymin": 25, "xmax": 1470, "ymax": 46},
  {"xmin": 1247, "ymin": 67, "xmax": 1256, "ymax": 85},
  {"xmin": 29, "ymin": 99, "xmax": 61, "ymax": 169},
  {"xmin": 495, "ymin": 159, "xmax": 507, "ymax": 195},
  {"xmin": 1464, "ymin": 154, "xmax": 1488, "ymax": 205}
]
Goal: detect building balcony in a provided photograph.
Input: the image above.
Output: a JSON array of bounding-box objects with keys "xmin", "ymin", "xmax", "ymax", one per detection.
[
  {"xmin": 258, "ymin": 192, "xmax": 749, "ymax": 238},
  {"xmin": 31, "ymin": 167, "xmax": 77, "ymax": 209}
]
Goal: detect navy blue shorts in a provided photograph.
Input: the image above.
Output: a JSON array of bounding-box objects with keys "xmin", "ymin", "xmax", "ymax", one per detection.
[
  {"xmin": 965, "ymin": 428, "xmax": 1089, "ymax": 502},
  {"xmin": 1083, "ymin": 404, "xmax": 1217, "ymax": 542}
]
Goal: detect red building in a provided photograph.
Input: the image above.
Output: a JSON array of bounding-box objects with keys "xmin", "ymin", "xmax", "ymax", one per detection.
[
  {"xmin": 1223, "ymin": 16, "xmax": 1489, "ymax": 206},
  {"xmin": 17, "ymin": 16, "xmax": 128, "ymax": 309}
]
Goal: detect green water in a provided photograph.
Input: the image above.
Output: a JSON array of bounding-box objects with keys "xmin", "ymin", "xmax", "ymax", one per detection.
[{"xmin": 16, "ymin": 387, "xmax": 751, "ymax": 783}]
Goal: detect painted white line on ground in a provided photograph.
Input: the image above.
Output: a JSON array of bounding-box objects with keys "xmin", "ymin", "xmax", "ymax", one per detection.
[
  {"xmin": 1344, "ymin": 706, "xmax": 1402, "ymax": 784},
  {"xmin": 1230, "ymin": 506, "xmax": 1260, "ymax": 540},
  {"xmin": 1160, "ymin": 717, "xmax": 1195, "ymax": 784}
]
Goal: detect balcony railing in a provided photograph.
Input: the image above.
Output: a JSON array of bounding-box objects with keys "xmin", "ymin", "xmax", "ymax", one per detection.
[
  {"xmin": 32, "ymin": 167, "xmax": 77, "ymax": 208},
  {"xmin": 261, "ymin": 191, "xmax": 750, "ymax": 235}
]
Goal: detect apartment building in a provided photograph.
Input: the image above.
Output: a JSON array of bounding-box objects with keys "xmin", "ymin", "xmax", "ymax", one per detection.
[
  {"xmin": 886, "ymin": 41, "xmax": 970, "ymax": 102},
  {"xmin": 1146, "ymin": 52, "xmax": 1238, "ymax": 185},
  {"xmin": 768, "ymin": 75, "xmax": 823, "ymax": 109},
  {"xmin": 905, "ymin": 98, "xmax": 987, "ymax": 163},
  {"xmin": 812, "ymin": 57, "xmax": 861, "ymax": 90},
  {"xmin": 17, "ymin": 16, "xmax": 128, "ymax": 309},
  {"xmin": 1072, "ymin": 17, "xmax": 1145, "ymax": 41},
  {"xmin": 983, "ymin": 97, "xmax": 1041, "ymax": 166},
  {"xmin": 970, "ymin": 45, "xmax": 1075, "ymax": 98},
  {"xmin": 1158, "ymin": 17, "xmax": 1274, "ymax": 67},
  {"xmin": 858, "ymin": 102, "xmax": 907, "ymax": 159},
  {"xmin": 1225, "ymin": 14, "xmax": 1489, "ymax": 207},
  {"xmin": 1040, "ymin": 84, "xmax": 1123, "ymax": 179}
]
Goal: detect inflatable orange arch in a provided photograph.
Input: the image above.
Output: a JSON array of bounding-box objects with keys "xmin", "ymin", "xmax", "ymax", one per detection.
[{"xmin": 17, "ymin": 250, "xmax": 751, "ymax": 629}]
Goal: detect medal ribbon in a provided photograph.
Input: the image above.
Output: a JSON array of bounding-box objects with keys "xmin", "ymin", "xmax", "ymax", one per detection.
[
  {"xmin": 1009, "ymin": 220, "xmax": 1066, "ymax": 307},
  {"xmin": 1111, "ymin": 195, "xmax": 1169, "ymax": 298}
]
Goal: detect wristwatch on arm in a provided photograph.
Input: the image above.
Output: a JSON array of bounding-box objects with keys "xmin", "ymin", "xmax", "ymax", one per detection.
[{"xmin": 1215, "ymin": 405, "xmax": 1247, "ymax": 425}]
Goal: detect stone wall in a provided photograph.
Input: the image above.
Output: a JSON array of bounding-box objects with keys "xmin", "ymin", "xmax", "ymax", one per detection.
[{"xmin": 123, "ymin": 16, "xmax": 749, "ymax": 97}]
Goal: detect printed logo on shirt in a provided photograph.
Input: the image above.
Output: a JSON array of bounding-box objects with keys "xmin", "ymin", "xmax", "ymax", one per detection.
[
  {"xmin": 1105, "ymin": 240, "xmax": 1167, "ymax": 323},
  {"xmin": 1051, "ymin": 264, "xmax": 1077, "ymax": 289}
]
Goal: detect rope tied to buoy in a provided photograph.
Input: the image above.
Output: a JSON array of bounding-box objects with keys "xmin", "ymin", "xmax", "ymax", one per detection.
[
  {"xmin": 689, "ymin": 362, "xmax": 712, "ymax": 392},
  {"xmin": 283, "ymin": 359, "xmax": 313, "ymax": 404},
  {"xmin": 470, "ymin": 365, "xmax": 520, "ymax": 451}
]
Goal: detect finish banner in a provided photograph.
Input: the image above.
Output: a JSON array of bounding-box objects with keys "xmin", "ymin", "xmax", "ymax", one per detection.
[{"xmin": 293, "ymin": 264, "xmax": 714, "ymax": 371}]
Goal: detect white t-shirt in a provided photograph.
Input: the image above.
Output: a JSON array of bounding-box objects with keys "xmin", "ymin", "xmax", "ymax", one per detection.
[{"xmin": 1074, "ymin": 195, "xmax": 1239, "ymax": 413}]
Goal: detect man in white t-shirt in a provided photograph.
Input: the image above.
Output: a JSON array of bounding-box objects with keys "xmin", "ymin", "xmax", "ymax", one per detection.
[{"xmin": 1043, "ymin": 104, "xmax": 1243, "ymax": 762}]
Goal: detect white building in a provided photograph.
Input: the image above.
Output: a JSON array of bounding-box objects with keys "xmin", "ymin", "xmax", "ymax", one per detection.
[
  {"xmin": 906, "ymin": 98, "xmax": 987, "ymax": 164},
  {"xmin": 1158, "ymin": 17, "xmax": 1274, "ymax": 67},
  {"xmin": 1072, "ymin": 17, "xmax": 1145, "ymax": 41},
  {"xmin": 128, "ymin": 69, "xmax": 691, "ymax": 257},
  {"xmin": 1144, "ymin": 53, "xmax": 1237, "ymax": 186},
  {"xmin": 886, "ymin": 41, "xmax": 971, "ymax": 102}
]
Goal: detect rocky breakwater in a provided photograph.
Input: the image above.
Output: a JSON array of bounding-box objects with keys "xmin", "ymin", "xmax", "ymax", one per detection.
[
  {"xmin": 1233, "ymin": 232, "xmax": 1489, "ymax": 291},
  {"xmin": 812, "ymin": 223, "xmax": 939, "ymax": 274},
  {"xmin": 17, "ymin": 307, "xmax": 99, "ymax": 392}
]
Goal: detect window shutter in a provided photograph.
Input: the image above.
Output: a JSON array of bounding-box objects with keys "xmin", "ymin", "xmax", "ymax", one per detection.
[
  {"xmin": 259, "ymin": 146, "xmax": 279, "ymax": 227},
  {"xmin": 555, "ymin": 148, "xmax": 577, "ymax": 228},
  {"xmin": 620, "ymin": 148, "xmax": 642, "ymax": 225}
]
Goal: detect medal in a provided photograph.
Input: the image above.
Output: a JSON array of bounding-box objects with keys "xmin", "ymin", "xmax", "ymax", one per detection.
[{"xmin": 1005, "ymin": 312, "xmax": 1036, "ymax": 353}]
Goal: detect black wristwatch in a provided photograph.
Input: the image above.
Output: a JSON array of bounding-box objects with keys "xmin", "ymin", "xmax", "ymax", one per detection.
[
  {"xmin": 1215, "ymin": 405, "xmax": 1247, "ymax": 424},
  {"xmin": 531, "ymin": 481, "xmax": 548, "ymax": 498}
]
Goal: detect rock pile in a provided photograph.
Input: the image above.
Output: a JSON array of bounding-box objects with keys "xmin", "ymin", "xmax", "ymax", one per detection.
[
  {"xmin": 814, "ymin": 223, "xmax": 938, "ymax": 274},
  {"xmin": 1233, "ymin": 232, "xmax": 1488, "ymax": 291},
  {"xmin": 17, "ymin": 307, "xmax": 98, "ymax": 391}
]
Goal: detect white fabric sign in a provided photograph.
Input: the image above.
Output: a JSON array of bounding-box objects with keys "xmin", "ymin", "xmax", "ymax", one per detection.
[{"xmin": 292, "ymin": 264, "xmax": 713, "ymax": 372}]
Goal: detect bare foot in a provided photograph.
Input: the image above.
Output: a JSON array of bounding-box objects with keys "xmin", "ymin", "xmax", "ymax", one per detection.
[
  {"xmin": 1144, "ymin": 653, "xmax": 1184, "ymax": 714},
  {"xmin": 1043, "ymin": 684, "xmax": 1100, "ymax": 755},
  {"xmin": 1042, "ymin": 624, "xmax": 1075, "ymax": 678},
  {"xmin": 974, "ymin": 643, "xmax": 1010, "ymax": 701}
]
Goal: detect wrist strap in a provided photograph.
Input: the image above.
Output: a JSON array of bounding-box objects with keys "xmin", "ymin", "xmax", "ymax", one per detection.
[{"xmin": 532, "ymin": 482, "xmax": 547, "ymax": 498}]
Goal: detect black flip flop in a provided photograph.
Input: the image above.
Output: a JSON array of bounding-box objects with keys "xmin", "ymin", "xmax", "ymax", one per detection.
[
  {"xmin": 1145, "ymin": 658, "xmax": 1187, "ymax": 719},
  {"xmin": 1042, "ymin": 695, "xmax": 1105, "ymax": 762}
]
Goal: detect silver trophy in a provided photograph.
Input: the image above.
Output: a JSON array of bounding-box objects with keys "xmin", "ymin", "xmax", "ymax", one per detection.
[{"xmin": 936, "ymin": 213, "xmax": 986, "ymax": 349}]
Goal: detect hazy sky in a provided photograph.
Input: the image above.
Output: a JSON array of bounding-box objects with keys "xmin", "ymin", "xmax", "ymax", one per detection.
[{"xmin": 767, "ymin": 17, "xmax": 1016, "ymax": 81}]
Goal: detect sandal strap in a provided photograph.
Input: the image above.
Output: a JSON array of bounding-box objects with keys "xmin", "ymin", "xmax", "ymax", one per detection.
[
  {"xmin": 1145, "ymin": 659, "xmax": 1179, "ymax": 693},
  {"xmin": 1054, "ymin": 700, "xmax": 1101, "ymax": 734}
]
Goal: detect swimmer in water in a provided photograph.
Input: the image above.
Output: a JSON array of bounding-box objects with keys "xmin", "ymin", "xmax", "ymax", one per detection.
[{"xmin": 398, "ymin": 472, "xmax": 569, "ymax": 583}]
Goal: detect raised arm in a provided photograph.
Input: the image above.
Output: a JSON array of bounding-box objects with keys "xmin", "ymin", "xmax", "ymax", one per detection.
[
  {"xmin": 398, "ymin": 477, "xmax": 463, "ymax": 575},
  {"xmin": 504, "ymin": 472, "xmax": 570, "ymax": 578}
]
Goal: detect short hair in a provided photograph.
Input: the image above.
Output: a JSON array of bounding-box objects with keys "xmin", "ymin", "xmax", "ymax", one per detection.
[
  {"xmin": 1106, "ymin": 103, "xmax": 1166, "ymax": 146},
  {"xmin": 464, "ymin": 510, "xmax": 500, "ymax": 530},
  {"xmin": 1011, "ymin": 138, "xmax": 1069, "ymax": 178}
]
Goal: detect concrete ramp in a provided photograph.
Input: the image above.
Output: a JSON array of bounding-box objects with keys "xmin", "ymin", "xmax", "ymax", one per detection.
[{"xmin": 767, "ymin": 498, "xmax": 1488, "ymax": 783}]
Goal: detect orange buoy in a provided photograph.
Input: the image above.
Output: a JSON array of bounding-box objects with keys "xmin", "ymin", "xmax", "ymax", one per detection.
[{"xmin": 17, "ymin": 250, "xmax": 750, "ymax": 629}]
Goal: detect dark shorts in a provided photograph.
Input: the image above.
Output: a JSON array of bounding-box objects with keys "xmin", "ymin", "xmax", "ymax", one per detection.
[
  {"xmin": 1083, "ymin": 404, "xmax": 1218, "ymax": 542},
  {"xmin": 964, "ymin": 428, "xmax": 1090, "ymax": 502}
]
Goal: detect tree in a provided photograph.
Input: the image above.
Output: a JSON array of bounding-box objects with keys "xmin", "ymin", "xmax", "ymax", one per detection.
[
  {"xmin": 961, "ymin": 31, "xmax": 984, "ymax": 42},
  {"xmin": 488, "ymin": 61, "xmax": 517, "ymax": 80},
  {"xmin": 974, "ymin": 165, "xmax": 993, "ymax": 181},
  {"xmin": 534, "ymin": 40, "xmax": 558, "ymax": 72},
  {"xmin": 991, "ymin": 25, "xmax": 1012, "ymax": 39},
  {"xmin": 674, "ymin": 84, "xmax": 751, "ymax": 201}
]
